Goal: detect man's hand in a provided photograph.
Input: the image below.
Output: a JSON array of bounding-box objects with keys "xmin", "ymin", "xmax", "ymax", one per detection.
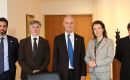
[
  {"xmin": 32, "ymin": 70, "xmax": 40, "ymax": 73},
  {"xmin": 81, "ymin": 76, "xmax": 86, "ymax": 80}
]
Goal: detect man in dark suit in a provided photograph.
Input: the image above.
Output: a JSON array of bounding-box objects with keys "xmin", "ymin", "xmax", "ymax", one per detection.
[
  {"xmin": 0, "ymin": 17, "xmax": 19, "ymax": 80},
  {"xmin": 18, "ymin": 20, "xmax": 50, "ymax": 80},
  {"xmin": 115, "ymin": 22, "xmax": 130, "ymax": 80},
  {"xmin": 53, "ymin": 15, "xmax": 86, "ymax": 80}
]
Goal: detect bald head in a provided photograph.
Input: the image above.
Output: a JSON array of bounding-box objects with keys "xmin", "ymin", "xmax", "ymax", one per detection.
[
  {"xmin": 64, "ymin": 15, "xmax": 74, "ymax": 22},
  {"xmin": 63, "ymin": 15, "xmax": 75, "ymax": 33}
]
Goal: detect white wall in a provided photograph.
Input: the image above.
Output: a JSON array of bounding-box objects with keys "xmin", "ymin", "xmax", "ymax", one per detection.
[
  {"xmin": 93, "ymin": 0, "xmax": 130, "ymax": 41},
  {"xmin": 0, "ymin": 0, "xmax": 7, "ymax": 18},
  {"xmin": 42, "ymin": 0, "xmax": 93, "ymax": 15},
  {"xmin": 113, "ymin": 0, "xmax": 130, "ymax": 37},
  {"xmin": 8, "ymin": 0, "xmax": 44, "ymax": 40}
]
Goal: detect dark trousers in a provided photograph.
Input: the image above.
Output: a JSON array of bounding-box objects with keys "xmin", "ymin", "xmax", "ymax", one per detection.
[
  {"xmin": 0, "ymin": 70, "xmax": 14, "ymax": 80},
  {"xmin": 68, "ymin": 69, "xmax": 75, "ymax": 80}
]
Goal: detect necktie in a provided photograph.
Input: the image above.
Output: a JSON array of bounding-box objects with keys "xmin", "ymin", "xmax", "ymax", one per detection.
[
  {"xmin": 0, "ymin": 37, "xmax": 4, "ymax": 74},
  {"xmin": 33, "ymin": 38, "xmax": 37, "ymax": 56},
  {"xmin": 67, "ymin": 34, "xmax": 74, "ymax": 67}
]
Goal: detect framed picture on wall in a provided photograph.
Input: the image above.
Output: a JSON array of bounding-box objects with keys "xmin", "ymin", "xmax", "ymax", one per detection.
[{"xmin": 26, "ymin": 14, "xmax": 34, "ymax": 37}]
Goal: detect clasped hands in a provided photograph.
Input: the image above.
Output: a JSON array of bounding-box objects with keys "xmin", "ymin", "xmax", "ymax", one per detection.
[{"xmin": 88, "ymin": 60, "xmax": 97, "ymax": 68}]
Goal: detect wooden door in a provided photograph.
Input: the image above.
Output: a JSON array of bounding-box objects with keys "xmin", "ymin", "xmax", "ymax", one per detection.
[{"xmin": 45, "ymin": 15, "xmax": 92, "ymax": 74}]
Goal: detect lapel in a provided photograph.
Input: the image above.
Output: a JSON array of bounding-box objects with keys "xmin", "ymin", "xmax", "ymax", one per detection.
[
  {"xmin": 27, "ymin": 37, "xmax": 34, "ymax": 58},
  {"xmin": 63, "ymin": 33, "xmax": 78, "ymax": 54},
  {"xmin": 62, "ymin": 33, "xmax": 79, "ymax": 59},
  {"xmin": 96, "ymin": 38, "xmax": 106, "ymax": 53},
  {"xmin": 73, "ymin": 34, "xmax": 78, "ymax": 54},
  {"xmin": 62, "ymin": 34, "xmax": 68, "ymax": 55},
  {"xmin": 36, "ymin": 36, "xmax": 42, "ymax": 57},
  {"xmin": 126, "ymin": 36, "xmax": 130, "ymax": 42},
  {"xmin": 124, "ymin": 36, "xmax": 130, "ymax": 50},
  {"xmin": 7, "ymin": 36, "xmax": 12, "ymax": 60},
  {"xmin": 91, "ymin": 40, "xmax": 95, "ymax": 58}
]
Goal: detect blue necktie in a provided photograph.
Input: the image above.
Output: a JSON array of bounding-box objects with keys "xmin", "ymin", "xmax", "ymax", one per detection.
[
  {"xmin": 0, "ymin": 37, "xmax": 4, "ymax": 74},
  {"xmin": 67, "ymin": 34, "xmax": 74, "ymax": 67}
]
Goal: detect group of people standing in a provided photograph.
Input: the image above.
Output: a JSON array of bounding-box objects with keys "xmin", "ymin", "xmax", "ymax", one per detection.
[{"xmin": 0, "ymin": 15, "xmax": 130, "ymax": 80}]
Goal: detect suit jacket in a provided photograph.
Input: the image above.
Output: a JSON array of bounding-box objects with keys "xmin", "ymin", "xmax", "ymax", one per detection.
[
  {"xmin": 115, "ymin": 36, "xmax": 130, "ymax": 80},
  {"xmin": 6, "ymin": 35, "xmax": 19, "ymax": 80},
  {"xmin": 85, "ymin": 38, "xmax": 114, "ymax": 72},
  {"xmin": 18, "ymin": 36, "xmax": 50, "ymax": 80},
  {"xmin": 53, "ymin": 33, "xmax": 86, "ymax": 80}
]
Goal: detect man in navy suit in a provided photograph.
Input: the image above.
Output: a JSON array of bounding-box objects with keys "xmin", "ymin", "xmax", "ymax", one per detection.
[
  {"xmin": 115, "ymin": 22, "xmax": 130, "ymax": 80},
  {"xmin": 53, "ymin": 15, "xmax": 86, "ymax": 80},
  {"xmin": 0, "ymin": 17, "xmax": 19, "ymax": 80}
]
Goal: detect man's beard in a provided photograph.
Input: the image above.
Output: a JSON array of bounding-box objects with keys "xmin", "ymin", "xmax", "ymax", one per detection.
[{"xmin": 0, "ymin": 30, "xmax": 6, "ymax": 36}]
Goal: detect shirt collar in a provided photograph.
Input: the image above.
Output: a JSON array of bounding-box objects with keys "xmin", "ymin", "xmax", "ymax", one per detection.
[
  {"xmin": 0, "ymin": 35, "xmax": 7, "ymax": 39},
  {"xmin": 65, "ymin": 32, "xmax": 74, "ymax": 37},
  {"xmin": 31, "ymin": 35, "xmax": 39, "ymax": 40}
]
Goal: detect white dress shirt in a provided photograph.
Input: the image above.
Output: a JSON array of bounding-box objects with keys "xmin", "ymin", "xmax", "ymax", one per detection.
[
  {"xmin": 65, "ymin": 32, "xmax": 74, "ymax": 69},
  {"xmin": 0, "ymin": 35, "xmax": 9, "ymax": 71}
]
